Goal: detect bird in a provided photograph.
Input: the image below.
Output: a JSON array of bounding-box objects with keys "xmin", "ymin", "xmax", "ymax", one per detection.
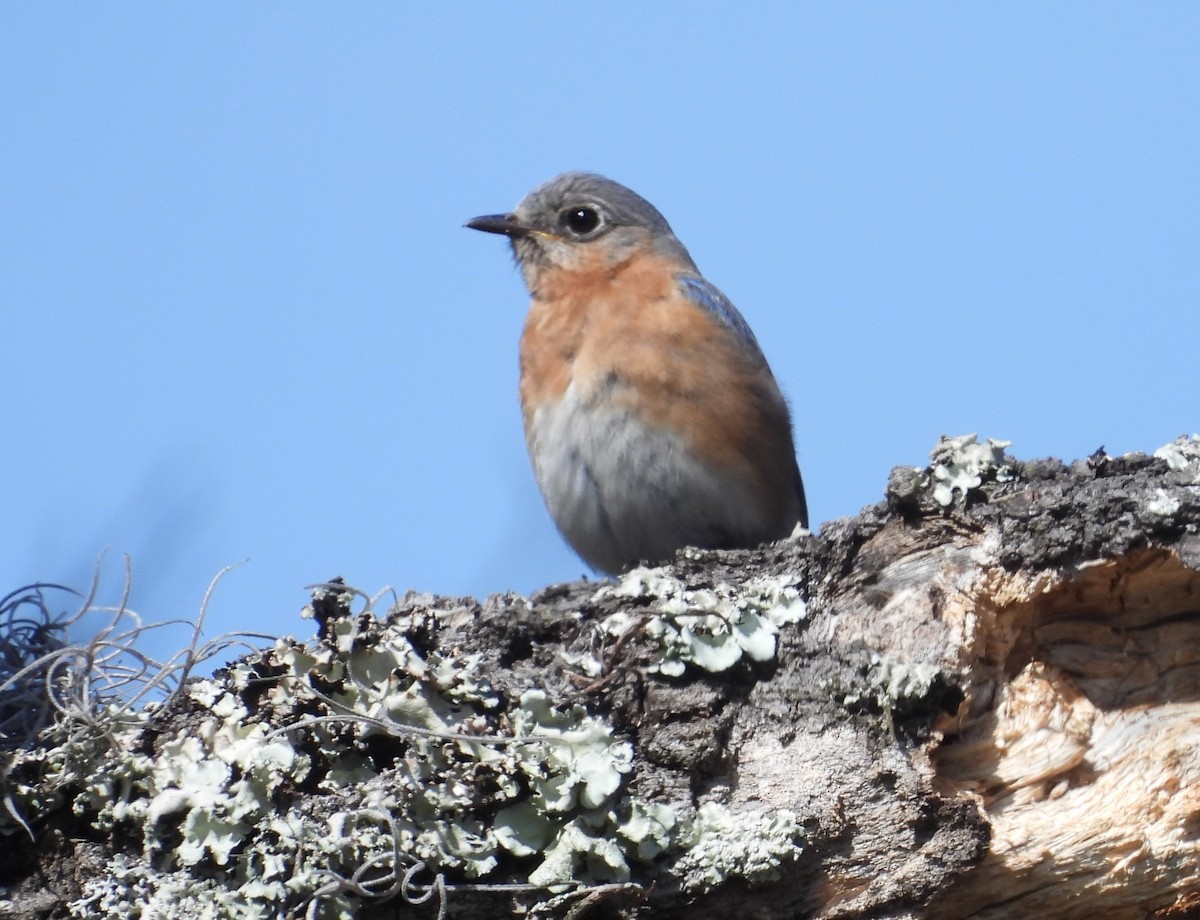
[{"xmin": 466, "ymin": 172, "xmax": 807, "ymax": 575}]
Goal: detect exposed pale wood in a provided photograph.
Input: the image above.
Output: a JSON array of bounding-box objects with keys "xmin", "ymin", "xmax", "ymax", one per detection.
[{"xmin": 931, "ymin": 550, "xmax": 1200, "ymax": 920}]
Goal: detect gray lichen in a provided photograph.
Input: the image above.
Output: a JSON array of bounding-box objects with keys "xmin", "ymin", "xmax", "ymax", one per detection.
[
  {"xmin": 585, "ymin": 569, "xmax": 807, "ymax": 676},
  {"xmin": 929, "ymin": 434, "xmax": 1015, "ymax": 507},
  {"xmin": 5, "ymin": 583, "xmax": 809, "ymax": 919},
  {"xmin": 1, "ymin": 547, "xmax": 828, "ymax": 920},
  {"xmin": 1154, "ymin": 433, "xmax": 1200, "ymax": 478},
  {"xmin": 675, "ymin": 803, "xmax": 805, "ymax": 891}
]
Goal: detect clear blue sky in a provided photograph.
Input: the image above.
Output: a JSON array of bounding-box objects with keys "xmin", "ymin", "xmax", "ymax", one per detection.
[{"xmin": 4, "ymin": 6, "xmax": 1198, "ymax": 659}]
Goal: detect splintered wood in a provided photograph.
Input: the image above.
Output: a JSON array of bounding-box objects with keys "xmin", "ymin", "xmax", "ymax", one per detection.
[{"xmin": 932, "ymin": 549, "xmax": 1200, "ymax": 919}]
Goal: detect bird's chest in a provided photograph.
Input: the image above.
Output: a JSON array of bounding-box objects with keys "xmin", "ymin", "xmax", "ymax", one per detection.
[
  {"xmin": 516, "ymin": 257, "xmax": 722, "ymax": 422},
  {"xmin": 516, "ymin": 273, "xmax": 703, "ymax": 520},
  {"xmin": 518, "ymin": 274, "xmax": 749, "ymax": 464},
  {"xmin": 517, "ymin": 264, "xmax": 675, "ymax": 415},
  {"xmin": 518, "ymin": 284, "xmax": 739, "ymax": 513}
]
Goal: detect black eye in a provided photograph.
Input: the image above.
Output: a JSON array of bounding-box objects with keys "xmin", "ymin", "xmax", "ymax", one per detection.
[{"xmin": 562, "ymin": 206, "xmax": 601, "ymax": 235}]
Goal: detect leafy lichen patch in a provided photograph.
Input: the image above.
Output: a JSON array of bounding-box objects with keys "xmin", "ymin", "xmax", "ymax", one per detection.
[
  {"xmin": 929, "ymin": 435, "xmax": 1015, "ymax": 507},
  {"xmin": 675, "ymin": 802, "xmax": 805, "ymax": 891},
  {"xmin": 1154, "ymin": 434, "xmax": 1200, "ymax": 481},
  {"xmin": 11, "ymin": 588, "xmax": 816, "ymax": 917},
  {"xmin": 592, "ymin": 570, "xmax": 807, "ymax": 676}
]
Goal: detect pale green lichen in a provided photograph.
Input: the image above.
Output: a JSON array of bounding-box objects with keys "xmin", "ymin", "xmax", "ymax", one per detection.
[
  {"xmin": 485, "ymin": 689, "xmax": 686, "ymax": 890},
  {"xmin": 1146, "ymin": 487, "xmax": 1182, "ymax": 517},
  {"xmin": 593, "ymin": 570, "xmax": 807, "ymax": 676},
  {"xmin": 871, "ymin": 654, "xmax": 944, "ymax": 706},
  {"xmin": 1154, "ymin": 434, "xmax": 1200, "ymax": 479},
  {"xmin": 510, "ymin": 689, "xmax": 633, "ymax": 812},
  {"xmin": 841, "ymin": 652, "xmax": 947, "ymax": 713},
  {"xmin": 69, "ymin": 808, "xmax": 403, "ymax": 920},
  {"xmin": 675, "ymin": 802, "xmax": 804, "ymax": 891},
  {"xmin": 70, "ymin": 690, "xmax": 311, "ymax": 872},
  {"xmin": 527, "ymin": 819, "xmax": 629, "ymax": 889},
  {"xmin": 6, "ymin": 598, "xmax": 696, "ymax": 918},
  {"xmin": 71, "ymin": 855, "xmax": 265, "ymax": 920},
  {"xmin": 12, "ymin": 581, "xmax": 826, "ymax": 917},
  {"xmin": 928, "ymin": 434, "xmax": 1014, "ymax": 507}
]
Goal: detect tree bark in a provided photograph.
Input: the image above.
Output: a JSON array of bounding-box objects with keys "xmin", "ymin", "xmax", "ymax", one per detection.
[{"xmin": 3, "ymin": 443, "xmax": 1200, "ymax": 919}]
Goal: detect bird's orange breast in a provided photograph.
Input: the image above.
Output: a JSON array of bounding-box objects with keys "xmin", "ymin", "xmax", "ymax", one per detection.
[{"xmin": 518, "ymin": 249, "xmax": 794, "ymax": 494}]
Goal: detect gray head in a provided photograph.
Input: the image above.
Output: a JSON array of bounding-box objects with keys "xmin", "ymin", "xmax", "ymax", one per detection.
[{"xmin": 466, "ymin": 172, "xmax": 697, "ymax": 291}]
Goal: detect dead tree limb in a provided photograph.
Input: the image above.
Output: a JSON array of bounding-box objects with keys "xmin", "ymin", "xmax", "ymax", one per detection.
[{"xmin": 3, "ymin": 439, "xmax": 1199, "ymax": 920}]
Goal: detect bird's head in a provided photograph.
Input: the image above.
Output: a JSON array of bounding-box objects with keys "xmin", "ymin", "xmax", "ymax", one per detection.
[{"xmin": 466, "ymin": 172, "xmax": 695, "ymax": 293}]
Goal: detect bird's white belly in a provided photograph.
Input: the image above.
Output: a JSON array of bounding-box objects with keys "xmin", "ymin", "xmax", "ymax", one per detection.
[{"xmin": 526, "ymin": 383, "xmax": 764, "ymax": 574}]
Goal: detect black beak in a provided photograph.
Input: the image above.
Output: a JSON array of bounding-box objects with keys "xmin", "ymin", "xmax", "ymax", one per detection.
[{"xmin": 465, "ymin": 213, "xmax": 530, "ymax": 236}]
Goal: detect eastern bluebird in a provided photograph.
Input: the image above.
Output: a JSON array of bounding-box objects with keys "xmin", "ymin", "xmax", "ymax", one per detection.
[{"xmin": 467, "ymin": 172, "xmax": 807, "ymax": 575}]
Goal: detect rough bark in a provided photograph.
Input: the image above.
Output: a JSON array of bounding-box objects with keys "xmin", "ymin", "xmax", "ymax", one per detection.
[{"xmin": 3, "ymin": 442, "xmax": 1200, "ymax": 919}]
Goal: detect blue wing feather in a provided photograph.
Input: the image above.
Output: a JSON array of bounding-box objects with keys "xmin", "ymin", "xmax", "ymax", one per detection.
[{"xmin": 675, "ymin": 273, "xmax": 766, "ymax": 362}]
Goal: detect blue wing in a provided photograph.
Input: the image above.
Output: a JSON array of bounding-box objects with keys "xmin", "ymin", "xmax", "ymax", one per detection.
[{"xmin": 675, "ymin": 273, "xmax": 767, "ymax": 362}]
